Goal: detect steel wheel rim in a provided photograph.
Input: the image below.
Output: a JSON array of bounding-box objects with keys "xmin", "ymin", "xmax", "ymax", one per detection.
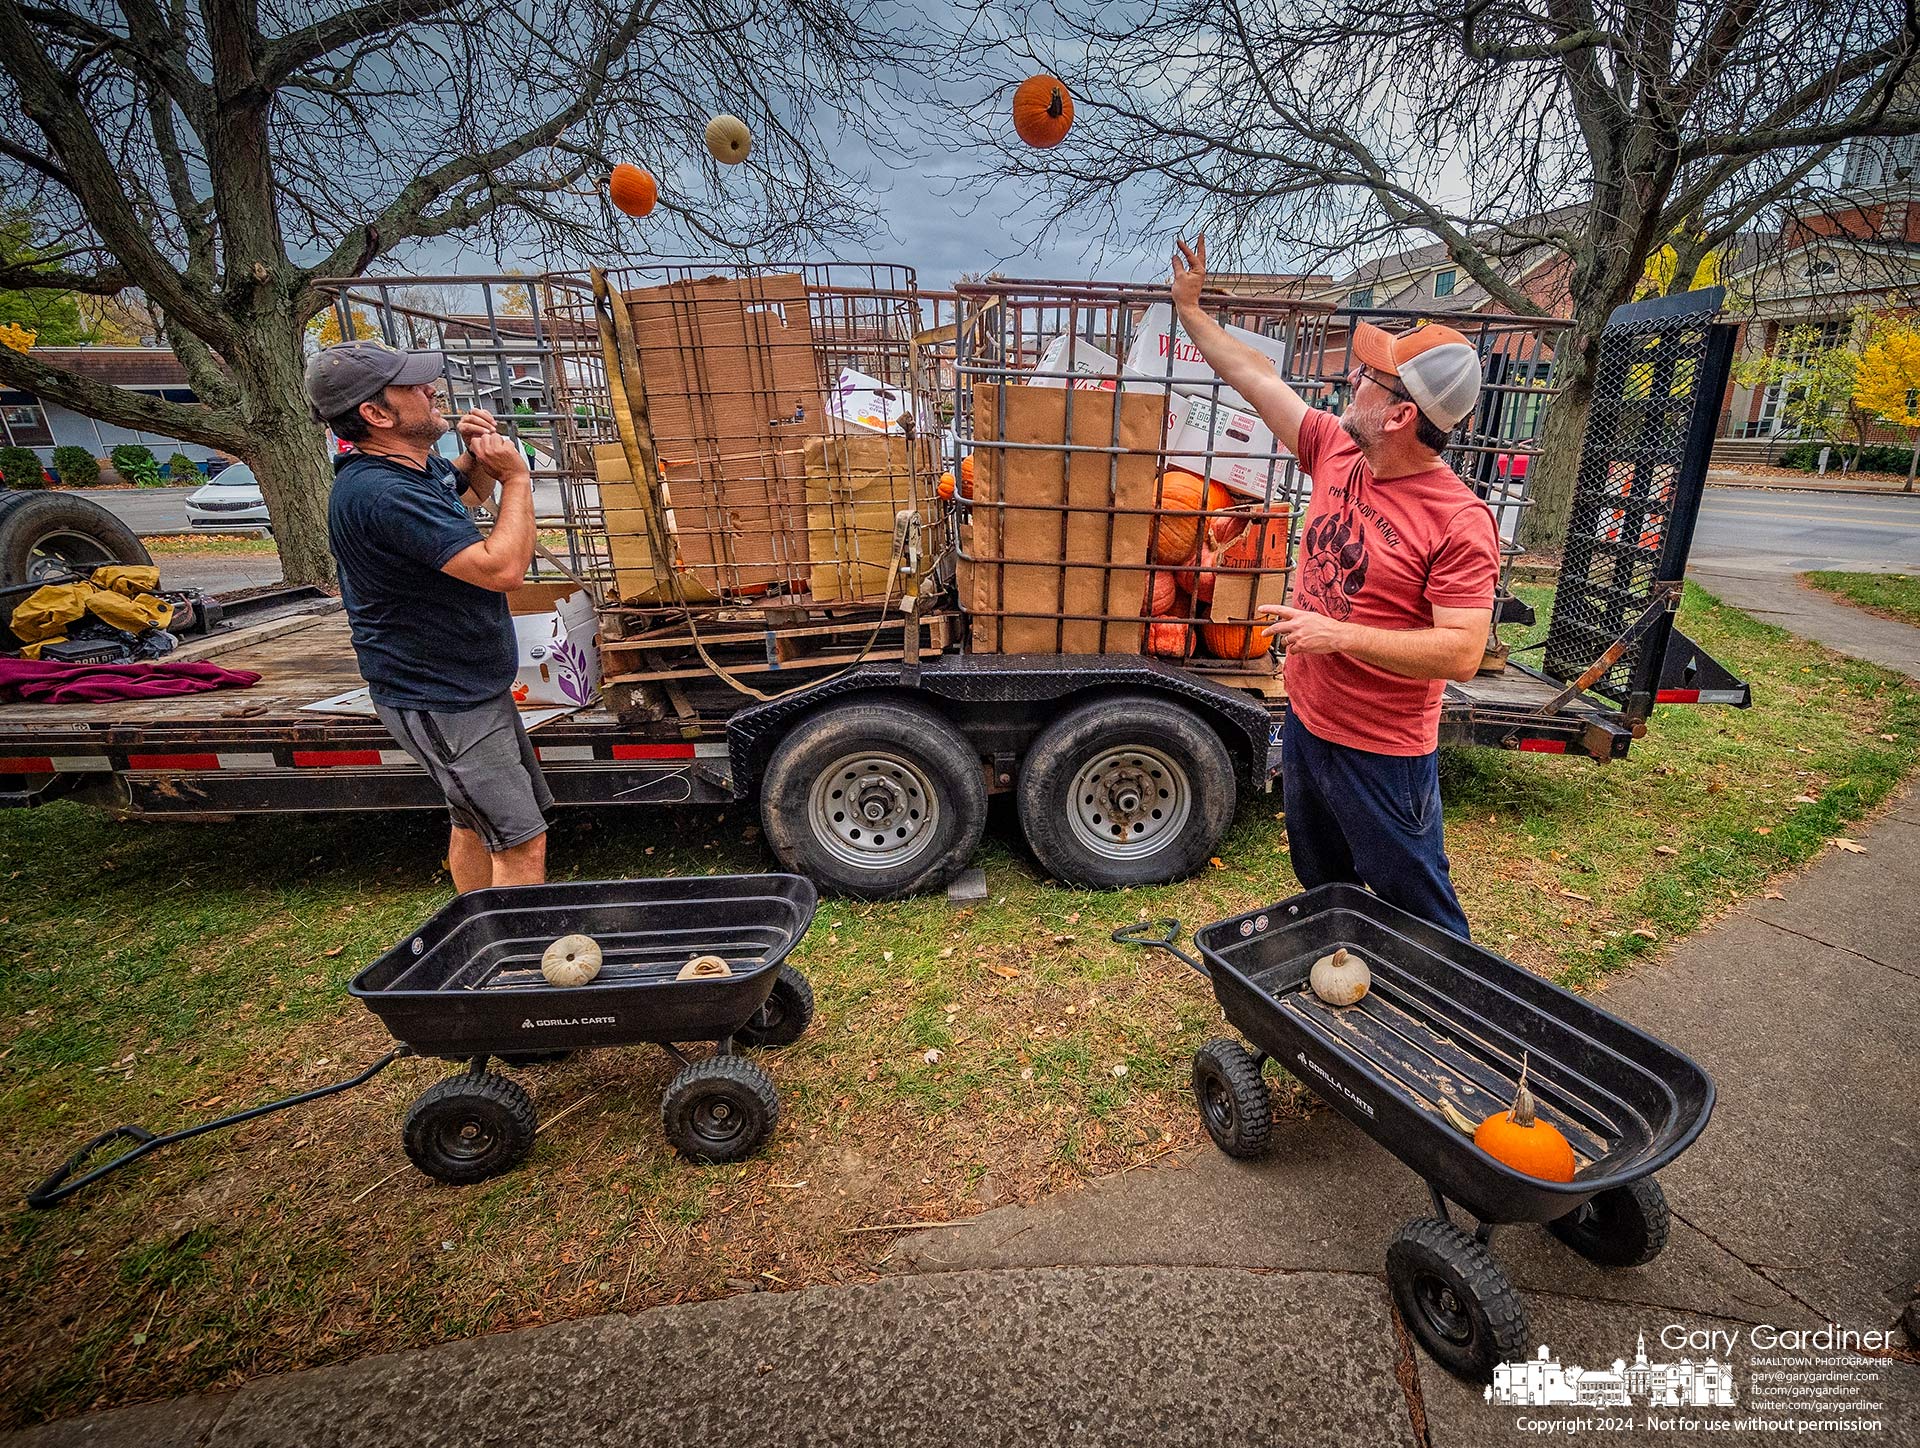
[
  {"xmin": 1413, "ymin": 1270, "xmax": 1475, "ymax": 1346},
  {"xmin": 434, "ymin": 1110, "xmax": 500, "ymax": 1165},
  {"xmin": 807, "ymin": 750, "xmax": 940, "ymax": 870},
  {"xmin": 28, "ymin": 529, "xmax": 117, "ymax": 583},
  {"xmin": 692, "ymin": 1091, "xmax": 748, "ymax": 1147},
  {"xmin": 1067, "ymin": 744, "xmax": 1191, "ymax": 861},
  {"xmin": 1199, "ymin": 1069, "xmax": 1237, "ymax": 1137}
]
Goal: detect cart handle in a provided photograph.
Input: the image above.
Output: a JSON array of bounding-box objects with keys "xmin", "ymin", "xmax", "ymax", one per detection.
[
  {"xmin": 26, "ymin": 1046, "xmax": 413, "ymax": 1210},
  {"xmin": 1111, "ymin": 919, "xmax": 1209, "ymax": 977}
]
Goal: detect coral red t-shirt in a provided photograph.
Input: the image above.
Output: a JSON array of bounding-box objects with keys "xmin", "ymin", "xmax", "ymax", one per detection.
[{"xmin": 1284, "ymin": 409, "xmax": 1499, "ymax": 756}]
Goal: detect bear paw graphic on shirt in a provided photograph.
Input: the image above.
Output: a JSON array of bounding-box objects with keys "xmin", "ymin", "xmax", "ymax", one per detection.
[{"xmin": 1298, "ymin": 511, "xmax": 1370, "ymax": 622}]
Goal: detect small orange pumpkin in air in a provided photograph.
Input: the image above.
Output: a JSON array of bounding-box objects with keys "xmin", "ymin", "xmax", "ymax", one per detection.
[
  {"xmin": 608, "ymin": 164, "xmax": 657, "ymax": 218},
  {"xmin": 1473, "ymin": 1055, "xmax": 1576, "ymax": 1183},
  {"xmin": 1013, "ymin": 75, "xmax": 1074, "ymax": 149}
]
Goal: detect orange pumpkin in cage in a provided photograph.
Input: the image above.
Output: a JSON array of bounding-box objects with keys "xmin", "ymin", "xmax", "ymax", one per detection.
[
  {"xmin": 938, "ymin": 472, "xmax": 956, "ymax": 501},
  {"xmin": 1144, "ymin": 619, "xmax": 1196, "ymax": 658},
  {"xmin": 1144, "ymin": 569, "xmax": 1182, "ymax": 617},
  {"xmin": 1201, "ymin": 509, "xmax": 1291, "ymax": 659},
  {"xmin": 1177, "ymin": 545, "xmax": 1218, "ymax": 605},
  {"xmin": 608, "ymin": 164, "xmax": 657, "ymax": 218},
  {"xmin": 1012, "ymin": 75, "xmax": 1075, "ymax": 149},
  {"xmin": 958, "ymin": 454, "xmax": 976, "ymax": 499},
  {"xmin": 1150, "ymin": 468, "xmax": 1232, "ymax": 565},
  {"xmin": 1201, "ymin": 618, "xmax": 1270, "ymax": 660}
]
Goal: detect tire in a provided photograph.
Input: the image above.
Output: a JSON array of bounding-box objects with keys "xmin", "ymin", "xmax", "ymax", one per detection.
[
  {"xmin": 0, "ymin": 492, "xmax": 152, "ymax": 589},
  {"xmin": 1016, "ymin": 693, "xmax": 1236, "ymax": 889},
  {"xmin": 1192, "ymin": 1038, "xmax": 1272, "ymax": 1159},
  {"xmin": 661, "ymin": 1054, "xmax": 779, "ymax": 1163},
  {"xmin": 1547, "ymin": 1176, "xmax": 1670, "ymax": 1268},
  {"xmin": 402, "ymin": 1070, "xmax": 538, "ymax": 1185},
  {"xmin": 1386, "ymin": 1217, "xmax": 1530, "ymax": 1384},
  {"xmin": 759, "ymin": 697, "xmax": 987, "ymax": 900},
  {"xmin": 733, "ymin": 965, "xmax": 815, "ymax": 1049}
]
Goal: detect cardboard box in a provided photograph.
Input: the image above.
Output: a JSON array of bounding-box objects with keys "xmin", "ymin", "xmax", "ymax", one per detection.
[
  {"xmin": 507, "ymin": 584, "xmax": 602, "ymax": 706},
  {"xmin": 620, "ymin": 274, "xmax": 817, "ymax": 592},
  {"xmin": 826, "ymin": 366, "xmax": 926, "ymax": 435},
  {"xmin": 961, "ymin": 385, "xmax": 1163, "ymax": 654},
  {"xmin": 803, "ymin": 433, "xmax": 936, "ymax": 603},
  {"xmin": 1125, "ymin": 303, "xmax": 1290, "ymax": 411},
  {"xmin": 1027, "ymin": 334, "xmax": 1136, "ymax": 391},
  {"xmin": 1164, "ymin": 393, "xmax": 1293, "ymax": 502},
  {"xmin": 591, "ymin": 441, "xmax": 715, "ymax": 606}
]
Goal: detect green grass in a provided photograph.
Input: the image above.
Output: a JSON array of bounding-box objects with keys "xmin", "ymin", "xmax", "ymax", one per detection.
[
  {"xmin": 1801, "ymin": 570, "xmax": 1920, "ymax": 630},
  {"xmin": 1, "ymin": 581, "xmax": 1915, "ymax": 1423},
  {"xmin": 140, "ymin": 533, "xmax": 279, "ymax": 556}
]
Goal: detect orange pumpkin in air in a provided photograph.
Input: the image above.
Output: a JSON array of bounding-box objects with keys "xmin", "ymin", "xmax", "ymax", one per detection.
[
  {"xmin": 1012, "ymin": 75, "xmax": 1075, "ymax": 149},
  {"xmin": 608, "ymin": 164, "xmax": 658, "ymax": 218},
  {"xmin": 1150, "ymin": 468, "xmax": 1232, "ymax": 565}
]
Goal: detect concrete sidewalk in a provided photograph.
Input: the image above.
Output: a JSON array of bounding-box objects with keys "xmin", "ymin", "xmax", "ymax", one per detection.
[{"xmin": 1689, "ymin": 565, "xmax": 1920, "ymax": 678}]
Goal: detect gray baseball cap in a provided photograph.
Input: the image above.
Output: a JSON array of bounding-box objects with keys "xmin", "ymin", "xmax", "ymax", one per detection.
[{"xmin": 304, "ymin": 341, "xmax": 445, "ymax": 423}]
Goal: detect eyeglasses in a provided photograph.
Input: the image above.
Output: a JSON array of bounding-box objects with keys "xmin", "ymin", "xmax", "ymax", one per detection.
[{"xmin": 1356, "ymin": 366, "xmax": 1413, "ymax": 404}]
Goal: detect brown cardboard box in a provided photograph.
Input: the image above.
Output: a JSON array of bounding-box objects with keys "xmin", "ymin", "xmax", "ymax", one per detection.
[
  {"xmin": 962, "ymin": 385, "xmax": 1163, "ymax": 654},
  {"xmin": 620, "ymin": 274, "xmax": 820, "ymax": 592},
  {"xmin": 802, "ymin": 434, "xmax": 936, "ymax": 604}
]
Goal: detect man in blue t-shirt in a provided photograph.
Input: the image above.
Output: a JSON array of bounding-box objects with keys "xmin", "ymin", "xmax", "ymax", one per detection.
[{"xmin": 305, "ymin": 341, "xmax": 549, "ymax": 892}]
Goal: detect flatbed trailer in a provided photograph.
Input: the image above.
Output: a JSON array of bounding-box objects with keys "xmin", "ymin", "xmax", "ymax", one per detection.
[{"xmin": 0, "ymin": 286, "xmax": 1748, "ymax": 899}]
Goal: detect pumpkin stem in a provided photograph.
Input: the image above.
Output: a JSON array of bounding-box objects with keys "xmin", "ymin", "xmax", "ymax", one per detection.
[
  {"xmin": 1508, "ymin": 1051, "xmax": 1538, "ymax": 1127},
  {"xmin": 1048, "ymin": 87, "xmax": 1064, "ymax": 118}
]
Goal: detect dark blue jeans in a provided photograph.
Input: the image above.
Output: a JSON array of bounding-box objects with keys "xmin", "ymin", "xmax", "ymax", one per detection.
[{"xmin": 1281, "ymin": 710, "xmax": 1472, "ymax": 939}]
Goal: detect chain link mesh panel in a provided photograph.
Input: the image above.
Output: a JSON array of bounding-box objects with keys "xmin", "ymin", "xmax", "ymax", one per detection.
[{"xmin": 1544, "ymin": 304, "xmax": 1720, "ymax": 703}]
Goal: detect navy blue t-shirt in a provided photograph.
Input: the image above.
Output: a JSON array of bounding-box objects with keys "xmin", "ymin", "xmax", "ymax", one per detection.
[{"xmin": 328, "ymin": 450, "xmax": 516, "ymax": 711}]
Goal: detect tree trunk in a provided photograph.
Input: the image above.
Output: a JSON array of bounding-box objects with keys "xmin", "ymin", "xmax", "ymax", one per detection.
[
  {"xmin": 227, "ymin": 314, "xmax": 338, "ymax": 588},
  {"xmin": 1518, "ymin": 313, "xmax": 1604, "ymax": 555},
  {"xmin": 1907, "ymin": 430, "xmax": 1918, "ymax": 493}
]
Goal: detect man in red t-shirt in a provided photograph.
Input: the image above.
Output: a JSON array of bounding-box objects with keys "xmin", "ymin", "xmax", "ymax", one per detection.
[{"xmin": 1171, "ymin": 236, "xmax": 1497, "ymax": 937}]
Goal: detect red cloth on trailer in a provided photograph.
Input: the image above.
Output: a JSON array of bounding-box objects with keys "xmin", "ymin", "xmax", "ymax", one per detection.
[{"xmin": 0, "ymin": 657, "xmax": 261, "ymax": 703}]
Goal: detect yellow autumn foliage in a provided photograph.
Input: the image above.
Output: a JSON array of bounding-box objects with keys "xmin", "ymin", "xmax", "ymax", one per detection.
[
  {"xmin": 0, "ymin": 321, "xmax": 35, "ymax": 352},
  {"xmin": 1855, "ymin": 323, "xmax": 1920, "ymax": 429}
]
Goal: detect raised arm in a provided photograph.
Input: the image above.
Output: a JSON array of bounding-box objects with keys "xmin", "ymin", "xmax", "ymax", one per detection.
[{"xmin": 1170, "ymin": 235, "xmax": 1312, "ymax": 455}]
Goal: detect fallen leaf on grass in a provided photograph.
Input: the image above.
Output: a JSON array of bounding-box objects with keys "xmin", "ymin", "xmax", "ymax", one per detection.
[
  {"xmin": 1110, "ymin": 1064, "xmax": 1127, "ymax": 1078},
  {"xmin": 1654, "ymin": 845, "xmax": 1678, "ymax": 856},
  {"xmin": 1051, "ymin": 934, "xmax": 1076, "ymax": 946},
  {"xmin": 986, "ymin": 963, "xmax": 1021, "ymax": 979},
  {"xmin": 1208, "ymin": 857, "xmax": 1225, "ymax": 870},
  {"xmin": 1832, "ymin": 839, "xmax": 1868, "ymax": 854},
  {"xmin": 323, "ymin": 946, "xmax": 344, "ymax": 957},
  {"xmin": 1791, "ymin": 794, "xmax": 1818, "ymax": 805},
  {"xmin": 923, "ymin": 1049, "xmax": 941, "ymax": 1065},
  {"xmin": 1763, "ymin": 891, "xmax": 1785, "ymax": 900},
  {"xmin": 1631, "ymin": 928, "xmax": 1658, "ymax": 941},
  {"xmin": 1880, "ymin": 734, "xmax": 1898, "ymax": 742},
  {"xmin": 1754, "ymin": 827, "xmax": 1771, "ymax": 836},
  {"xmin": 1559, "ymin": 889, "xmax": 1593, "ymax": 903}
]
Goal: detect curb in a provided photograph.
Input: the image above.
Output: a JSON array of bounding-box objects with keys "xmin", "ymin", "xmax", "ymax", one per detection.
[{"xmin": 1706, "ymin": 479, "xmax": 1919, "ymax": 499}]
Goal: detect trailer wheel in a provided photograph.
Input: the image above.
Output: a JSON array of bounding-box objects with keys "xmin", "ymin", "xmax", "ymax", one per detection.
[
  {"xmin": 403, "ymin": 1070, "xmax": 538, "ymax": 1185},
  {"xmin": 0, "ymin": 492, "xmax": 152, "ymax": 589},
  {"xmin": 759, "ymin": 698, "xmax": 986, "ymax": 900},
  {"xmin": 1386, "ymin": 1217, "xmax": 1530, "ymax": 1384},
  {"xmin": 661, "ymin": 1054, "xmax": 779, "ymax": 1163},
  {"xmin": 1192, "ymin": 1038, "xmax": 1272, "ymax": 1158},
  {"xmin": 1018, "ymin": 694, "xmax": 1235, "ymax": 889},
  {"xmin": 733, "ymin": 965, "xmax": 815, "ymax": 1049},
  {"xmin": 1547, "ymin": 1176, "xmax": 1670, "ymax": 1268}
]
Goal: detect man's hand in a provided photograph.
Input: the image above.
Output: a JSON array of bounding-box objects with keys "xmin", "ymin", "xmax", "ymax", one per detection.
[
  {"xmin": 468, "ymin": 429, "xmax": 529, "ymax": 484},
  {"xmin": 456, "ymin": 408, "xmax": 499, "ymax": 447},
  {"xmin": 1260, "ymin": 604, "xmax": 1350, "ymax": 655},
  {"xmin": 1171, "ymin": 234, "xmax": 1206, "ymax": 312}
]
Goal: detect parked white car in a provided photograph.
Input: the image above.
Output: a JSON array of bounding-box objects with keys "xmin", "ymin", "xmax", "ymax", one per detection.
[{"xmin": 184, "ymin": 463, "xmax": 272, "ymax": 533}]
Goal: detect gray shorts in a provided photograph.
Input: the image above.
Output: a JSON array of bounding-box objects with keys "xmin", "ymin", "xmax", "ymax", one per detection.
[{"xmin": 375, "ymin": 692, "xmax": 554, "ymax": 852}]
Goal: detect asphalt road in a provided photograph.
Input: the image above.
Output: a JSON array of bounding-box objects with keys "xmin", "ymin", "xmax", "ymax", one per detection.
[
  {"xmin": 1689, "ymin": 487, "xmax": 1920, "ymax": 577},
  {"xmin": 83, "ymin": 482, "xmax": 570, "ymax": 536}
]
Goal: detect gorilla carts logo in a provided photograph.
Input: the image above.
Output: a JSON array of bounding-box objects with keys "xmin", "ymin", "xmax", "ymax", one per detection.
[{"xmin": 1298, "ymin": 510, "xmax": 1370, "ymax": 620}]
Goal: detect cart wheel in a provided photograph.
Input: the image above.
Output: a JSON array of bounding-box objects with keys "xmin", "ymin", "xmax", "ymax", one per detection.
[
  {"xmin": 759, "ymin": 698, "xmax": 987, "ymax": 900},
  {"xmin": 661, "ymin": 1055, "xmax": 779, "ymax": 1163},
  {"xmin": 1191, "ymin": 1038, "xmax": 1272, "ymax": 1159},
  {"xmin": 1386, "ymin": 1217, "xmax": 1530, "ymax": 1384},
  {"xmin": 733, "ymin": 965, "xmax": 815, "ymax": 1049},
  {"xmin": 1017, "ymin": 694, "xmax": 1236, "ymax": 890},
  {"xmin": 403, "ymin": 1071, "xmax": 538, "ymax": 1185},
  {"xmin": 1547, "ymin": 1176, "xmax": 1670, "ymax": 1268},
  {"xmin": 498, "ymin": 1049, "xmax": 575, "ymax": 1068}
]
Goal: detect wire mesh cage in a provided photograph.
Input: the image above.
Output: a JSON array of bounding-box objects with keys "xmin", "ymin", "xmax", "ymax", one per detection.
[
  {"xmin": 1544, "ymin": 299, "xmax": 1723, "ymax": 704},
  {"xmin": 947, "ymin": 281, "xmax": 1568, "ymax": 669},
  {"xmin": 542, "ymin": 261, "xmax": 942, "ymax": 615}
]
